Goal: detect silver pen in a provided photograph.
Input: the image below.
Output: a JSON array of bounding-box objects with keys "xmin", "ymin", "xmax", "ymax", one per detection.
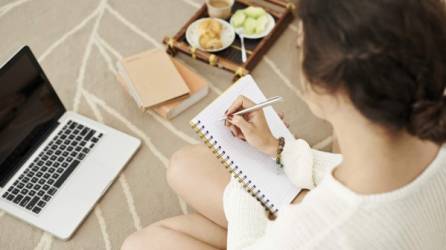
[{"xmin": 219, "ymin": 96, "xmax": 283, "ymax": 121}]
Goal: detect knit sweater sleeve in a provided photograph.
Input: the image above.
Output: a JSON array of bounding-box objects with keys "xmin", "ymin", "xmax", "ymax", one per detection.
[
  {"xmin": 224, "ymin": 139, "xmax": 343, "ymax": 249},
  {"xmin": 281, "ymin": 139, "xmax": 342, "ymax": 189},
  {"xmin": 224, "ymin": 178, "xmax": 269, "ymax": 250}
]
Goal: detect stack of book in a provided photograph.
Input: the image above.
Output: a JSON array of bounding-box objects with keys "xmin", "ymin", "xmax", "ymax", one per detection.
[{"xmin": 116, "ymin": 48, "xmax": 209, "ymax": 119}]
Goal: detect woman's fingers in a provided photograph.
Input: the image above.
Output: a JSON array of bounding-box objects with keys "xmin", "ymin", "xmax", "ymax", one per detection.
[
  {"xmin": 229, "ymin": 115, "xmax": 253, "ymax": 136},
  {"xmin": 236, "ymin": 134, "xmax": 246, "ymax": 141},
  {"xmin": 228, "ymin": 125, "xmax": 246, "ymax": 141},
  {"xmin": 226, "ymin": 95, "xmax": 256, "ymax": 115},
  {"xmin": 229, "ymin": 124, "xmax": 238, "ymax": 137},
  {"xmin": 231, "ymin": 125, "xmax": 245, "ymax": 140}
]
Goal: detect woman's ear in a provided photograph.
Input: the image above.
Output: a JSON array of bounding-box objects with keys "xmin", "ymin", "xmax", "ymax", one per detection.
[{"xmin": 301, "ymin": 85, "xmax": 346, "ymax": 122}]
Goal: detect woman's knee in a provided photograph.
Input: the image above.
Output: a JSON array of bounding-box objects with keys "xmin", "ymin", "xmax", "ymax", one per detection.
[
  {"xmin": 121, "ymin": 231, "xmax": 143, "ymax": 250},
  {"xmin": 121, "ymin": 229, "xmax": 149, "ymax": 250},
  {"xmin": 121, "ymin": 223, "xmax": 164, "ymax": 250},
  {"xmin": 167, "ymin": 144, "xmax": 205, "ymax": 190}
]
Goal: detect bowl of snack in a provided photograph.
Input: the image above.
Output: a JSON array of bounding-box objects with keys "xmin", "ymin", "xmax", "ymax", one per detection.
[
  {"xmin": 186, "ymin": 18, "xmax": 236, "ymax": 52},
  {"xmin": 230, "ymin": 6, "xmax": 275, "ymax": 39}
]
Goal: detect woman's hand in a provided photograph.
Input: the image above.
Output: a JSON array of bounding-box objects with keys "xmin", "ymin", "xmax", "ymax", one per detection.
[{"xmin": 225, "ymin": 95, "xmax": 279, "ymax": 156}]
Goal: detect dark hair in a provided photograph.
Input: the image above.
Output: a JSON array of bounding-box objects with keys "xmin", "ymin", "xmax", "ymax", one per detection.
[{"xmin": 298, "ymin": 0, "xmax": 446, "ymax": 144}]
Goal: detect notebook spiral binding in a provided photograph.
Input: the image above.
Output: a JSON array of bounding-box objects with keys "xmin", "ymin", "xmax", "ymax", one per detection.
[{"xmin": 190, "ymin": 120, "xmax": 278, "ymax": 214}]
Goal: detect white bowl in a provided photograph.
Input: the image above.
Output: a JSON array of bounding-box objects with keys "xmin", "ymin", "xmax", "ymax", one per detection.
[
  {"xmin": 186, "ymin": 18, "xmax": 236, "ymax": 53},
  {"xmin": 230, "ymin": 12, "xmax": 275, "ymax": 39}
]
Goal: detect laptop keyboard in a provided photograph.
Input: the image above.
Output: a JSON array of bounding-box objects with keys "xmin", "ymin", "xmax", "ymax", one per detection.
[{"xmin": 1, "ymin": 120, "xmax": 103, "ymax": 214}]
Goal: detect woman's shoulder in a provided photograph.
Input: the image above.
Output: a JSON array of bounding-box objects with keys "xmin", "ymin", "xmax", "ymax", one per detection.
[{"xmin": 269, "ymin": 165, "xmax": 446, "ymax": 248}]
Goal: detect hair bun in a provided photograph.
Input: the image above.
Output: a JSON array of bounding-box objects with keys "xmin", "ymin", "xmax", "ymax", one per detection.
[{"xmin": 408, "ymin": 97, "xmax": 446, "ymax": 144}]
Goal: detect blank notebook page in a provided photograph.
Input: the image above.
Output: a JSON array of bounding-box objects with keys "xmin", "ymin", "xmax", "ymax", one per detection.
[{"xmin": 191, "ymin": 75, "xmax": 300, "ymax": 213}]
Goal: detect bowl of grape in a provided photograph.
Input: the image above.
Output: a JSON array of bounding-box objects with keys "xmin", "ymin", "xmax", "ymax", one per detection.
[{"xmin": 229, "ymin": 6, "xmax": 275, "ymax": 39}]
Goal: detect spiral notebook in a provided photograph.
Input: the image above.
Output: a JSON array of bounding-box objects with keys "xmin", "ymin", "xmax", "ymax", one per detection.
[{"xmin": 190, "ymin": 75, "xmax": 301, "ymax": 214}]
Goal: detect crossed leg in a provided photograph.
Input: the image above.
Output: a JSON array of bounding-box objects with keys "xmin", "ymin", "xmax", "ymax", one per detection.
[{"xmin": 122, "ymin": 144, "xmax": 230, "ymax": 250}]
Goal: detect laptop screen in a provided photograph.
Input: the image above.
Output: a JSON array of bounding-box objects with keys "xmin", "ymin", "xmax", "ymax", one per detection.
[{"xmin": 0, "ymin": 46, "xmax": 65, "ymax": 187}]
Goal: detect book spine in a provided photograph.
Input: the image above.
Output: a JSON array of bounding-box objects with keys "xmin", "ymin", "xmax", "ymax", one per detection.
[
  {"xmin": 116, "ymin": 61, "xmax": 144, "ymax": 109},
  {"xmin": 190, "ymin": 120, "xmax": 278, "ymax": 215}
]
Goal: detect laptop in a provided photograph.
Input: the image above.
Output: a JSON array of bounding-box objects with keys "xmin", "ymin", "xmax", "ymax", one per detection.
[{"xmin": 0, "ymin": 46, "xmax": 141, "ymax": 240}]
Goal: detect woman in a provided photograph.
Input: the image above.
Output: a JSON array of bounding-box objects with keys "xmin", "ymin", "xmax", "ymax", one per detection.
[{"xmin": 122, "ymin": 0, "xmax": 446, "ymax": 249}]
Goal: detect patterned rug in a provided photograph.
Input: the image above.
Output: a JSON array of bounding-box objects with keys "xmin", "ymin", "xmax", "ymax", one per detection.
[{"xmin": 0, "ymin": 0, "xmax": 332, "ymax": 249}]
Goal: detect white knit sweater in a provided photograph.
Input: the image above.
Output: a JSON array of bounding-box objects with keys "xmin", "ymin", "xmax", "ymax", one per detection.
[{"xmin": 223, "ymin": 139, "xmax": 446, "ymax": 250}]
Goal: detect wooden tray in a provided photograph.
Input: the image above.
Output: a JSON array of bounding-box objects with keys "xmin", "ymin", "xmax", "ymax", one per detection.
[{"xmin": 163, "ymin": 0, "xmax": 295, "ymax": 81}]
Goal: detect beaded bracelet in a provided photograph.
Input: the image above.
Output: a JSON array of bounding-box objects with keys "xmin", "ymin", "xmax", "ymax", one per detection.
[{"xmin": 275, "ymin": 137, "xmax": 285, "ymax": 168}]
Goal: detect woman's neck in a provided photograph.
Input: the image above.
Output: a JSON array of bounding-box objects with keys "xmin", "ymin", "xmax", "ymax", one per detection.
[{"xmin": 332, "ymin": 117, "xmax": 440, "ymax": 195}]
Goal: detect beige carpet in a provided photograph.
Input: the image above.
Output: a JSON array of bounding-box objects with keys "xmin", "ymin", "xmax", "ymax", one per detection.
[{"xmin": 0, "ymin": 0, "xmax": 332, "ymax": 249}]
